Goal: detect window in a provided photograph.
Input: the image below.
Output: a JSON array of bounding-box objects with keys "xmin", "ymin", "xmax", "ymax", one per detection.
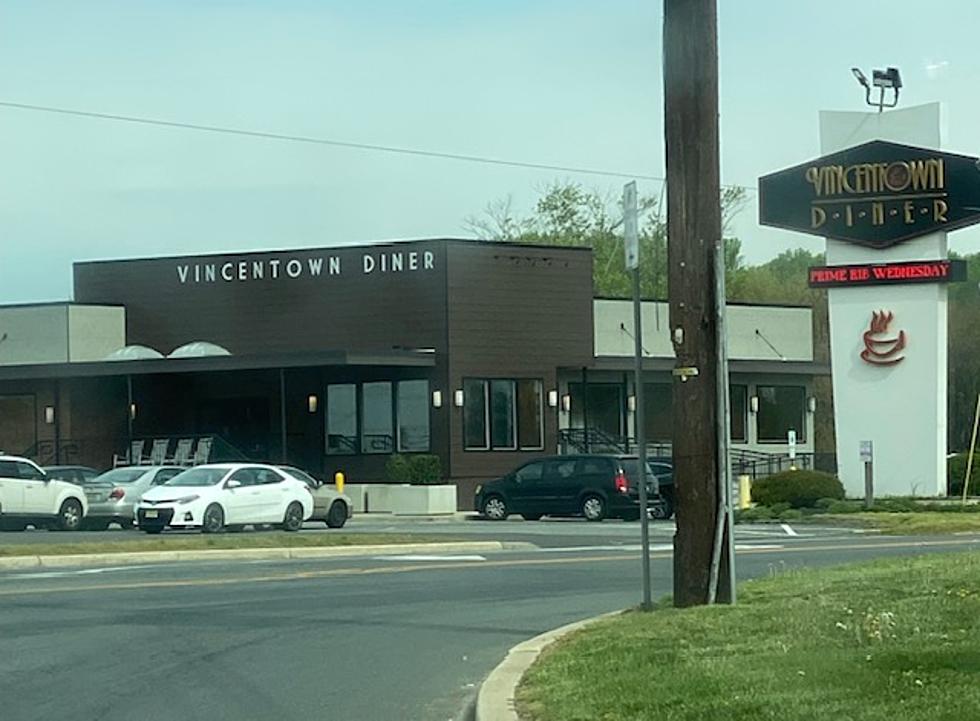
[
  {"xmin": 153, "ymin": 468, "xmax": 182, "ymax": 486},
  {"xmin": 644, "ymin": 383, "xmax": 673, "ymax": 442},
  {"xmin": 546, "ymin": 458, "xmax": 577, "ymax": 480},
  {"xmin": 463, "ymin": 378, "xmax": 489, "ymax": 450},
  {"xmin": 0, "ymin": 460, "xmax": 20, "ymax": 479},
  {"xmin": 228, "ymin": 468, "xmax": 258, "ymax": 486},
  {"xmin": 756, "ymin": 385, "xmax": 806, "ymax": 443},
  {"xmin": 730, "ymin": 385, "xmax": 748, "ymax": 443},
  {"xmin": 255, "ymin": 469, "xmax": 285, "ymax": 485},
  {"xmin": 464, "ymin": 378, "xmax": 544, "ymax": 451},
  {"xmin": 579, "ymin": 457, "xmax": 611, "ymax": 475},
  {"xmin": 361, "ymin": 382, "xmax": 393, "ymax": 454},
  {"xmin": 516, "ymin": 380, "xmax": 544, "ymax": 450},
  {"xmin": 397, "ymin": 380, "xmax": 430, "ymax": 452},
  {"xmin": 568, "ymin": 382, "xmax": 623, "ymax": 436},
  {"xmin": 16, "ymin": 461, "xmax": 45, "ymax": 480},
  {"xmin": 515, "ymin": 462, "xmax": 544, "ymax": 483},
  {"xmin": 326, "ymin": 384, "xmax": 358, "ymax": 455}
]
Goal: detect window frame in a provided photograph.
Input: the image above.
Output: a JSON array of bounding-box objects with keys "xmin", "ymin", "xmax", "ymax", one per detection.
[
  {"xmin": 463, "ymin": 377, "xmax": 546, "ymax": 452},
  {"xmin": 755, "ymin": 384, "xmax": 807, "ymax": 444},
  {"xmin": 395, "ymin": 379, "xmax": 431, "ymax": 453}
]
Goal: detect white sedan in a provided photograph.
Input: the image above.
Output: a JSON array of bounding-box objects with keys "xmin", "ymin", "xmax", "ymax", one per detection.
[{"xmin": 137, "ymin": 464, "xmax": 313, "ymax": 534}]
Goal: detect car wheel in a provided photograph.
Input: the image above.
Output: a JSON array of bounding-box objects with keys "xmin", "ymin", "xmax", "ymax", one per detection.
[
  {"xmin": 281, "ymin": 502, "xmax": 305, "ymax": 532},
  {"xmin": 116, "ymin": 520, "xmax": 134, "ymax": 530},
  {"xmin": 650, "ymin": 497, "xmax": 675, "ymax": 521},
  {"xmin": 482, "ymin": 495, "xmax": 508, "ymax": 521},
  {"xmin": 201, "ymin": 504, "xmax": 225, "ymax": 534},
  {"xmin": 325, "ymin": 501, "xmax": 348, "ymax": 529},
  {"xmin": 581, "ymin": 494, "xmax": 606, "ymax": 522},
  {"xmin": 521, "ymin": 513, "xmax": 543, "ymax": 521},
  {"xmin": 57, "ymin": 499, "xmax": 84, "ymax": 531}
]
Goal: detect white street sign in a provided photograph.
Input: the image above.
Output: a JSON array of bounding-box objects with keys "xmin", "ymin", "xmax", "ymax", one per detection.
[{"xmin": 623, "ymin": 181, "xmax": 638, "ymax": 270}]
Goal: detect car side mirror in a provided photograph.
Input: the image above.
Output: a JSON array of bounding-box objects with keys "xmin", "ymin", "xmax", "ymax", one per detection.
[{"xmin": 225, "ymin": 479, "xmax": 242, "ymax": 489}]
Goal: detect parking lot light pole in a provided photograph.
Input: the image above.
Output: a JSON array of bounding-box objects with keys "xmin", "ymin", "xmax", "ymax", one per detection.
[{"xmin": 625, "ymin": 180, "xmax": 653, "ymax": 611}]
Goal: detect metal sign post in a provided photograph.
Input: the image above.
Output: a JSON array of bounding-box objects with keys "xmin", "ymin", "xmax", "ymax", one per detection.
[
  {"xmin": 624, "ymin": 180, "xmax": 652, "ymax": 611},
  {"xmin": 860, "ymin": 440, "xmax": 874, "ymax": 508}
]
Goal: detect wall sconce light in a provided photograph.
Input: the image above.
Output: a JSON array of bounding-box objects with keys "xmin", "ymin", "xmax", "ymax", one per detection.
[
  {"xmin": 453, "ymin": 389, "xmax": 465, "ymax": 407},
  {"xmin": 432, "ymin": 390, "xmax": 443, "ymax": 408},
  {"xmin": 308, "ymin": 394, "xmax": 319, "ymax": 414},
  {"xmin": 627, "ymin": 395, "xmax": 637, "ymax": 413},
  {"xmin": 807, "ymin": 396, "xmax": 817, "ymax": 413},
  {"xmin": 130, "ymin": 403, "xmax": 138, "ymax": 420},
  {"xmin": 547, "ymin": 390, "xmax": 559, "ymax": 408},
  {"xmin": 749, "ymin": 396, "xmax": 759, "ymax": 414},
  {"xmin": 44, "ymin": 406, "xmax": 55, "ymax": 425},
  {"xmin": 561, "ymin": 394, "xmax": 572, "ymax": 413}
]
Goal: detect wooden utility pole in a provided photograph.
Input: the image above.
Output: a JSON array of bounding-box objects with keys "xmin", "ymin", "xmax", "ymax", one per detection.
[{"xmin": 663, "ymin": 0, "xmax": 730, "ymax": 606}]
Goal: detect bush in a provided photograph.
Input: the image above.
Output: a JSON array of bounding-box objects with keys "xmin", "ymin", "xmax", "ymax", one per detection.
[
  {"xmin": 751, "ymin": 469, "xmax": 845, "ymax": 509},
  {"xmin": 734, "ymin": 505, "xmax": 774, "ymax": 523},
  {"xmin": 778, "ymin": 508, "xmax": 804, "ymax": 521},
  {"xmin": 384, "ymin": 454, "xmax": 443, "ymax": 485},
  {"xmin": 814, "ymin": 497, "xmax": 838, "ymax": 510},
  {"xmin": 826, "ymin": 500, "xmax": 861, "ymax": 514},
  {"xmin": 769, "ymin": 502, "xmax": 791, "ymax": 516},
  {"xmin": 947, "ymin": 453, "xmax": 980, "ymax": 497}
]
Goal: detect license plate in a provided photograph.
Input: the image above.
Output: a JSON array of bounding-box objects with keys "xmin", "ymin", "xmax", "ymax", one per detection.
[{"xmin": 144, "ymin": 510, "xmax": 158, "ymax": 519}]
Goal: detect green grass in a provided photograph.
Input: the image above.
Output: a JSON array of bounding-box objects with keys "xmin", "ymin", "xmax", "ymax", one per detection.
[
  {"xmin": 810, "ymin": 512, "xmax": 980, "ymax": 535},
  {"xmin": 517, "ymin": 552, "xmax": 980, "ymax": 721},
  {"xmin": 0, "ymin": 532, "xmax": 446, "ymax": 557}
]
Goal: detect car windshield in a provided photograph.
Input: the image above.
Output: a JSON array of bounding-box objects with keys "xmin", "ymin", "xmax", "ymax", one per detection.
[
  {"xmin": 279, "ymin": 466, "xmax": 318, "ymax": 487},
  {"xmin": 163, "ymin": 467, "xmax": 228, "ymax": 487},
  {"xmin": 621, "ymin": 460, "xmax": 657, "ymax": 481},
  {"xmin": 92, "ymin": 468, "xmax": 147, "ymax": 484}
]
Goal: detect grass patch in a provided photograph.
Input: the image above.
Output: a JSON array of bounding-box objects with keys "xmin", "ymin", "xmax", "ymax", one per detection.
[
  {"xmin": 517, "ymin": 552, "xmax": 980, "ymax": 721},
  {"xmin": 0, "ymin": 533, "xmax": 446, "ymax": 557},
  {"xmin": 811, "ymin": 512, "xmax": 980, "ymax": 535}
]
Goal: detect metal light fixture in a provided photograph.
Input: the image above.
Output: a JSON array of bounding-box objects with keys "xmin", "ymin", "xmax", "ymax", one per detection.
[
  {"xmin": 749, "ymin": 396, "xmax": 759, "ymax": 414},
  {"xmin": 627, "ymin": 395, "xmax": 637, "ymax": 413},
  {"xmin": 852, "ymin": 66, "xmax": 902, "ymax": 112},
  {"xmin": 453, "ymin": 389, "xmax": 465, "ymax": 408},
  {"xmin": 807, "ymin": 396, "xmax": 817, "ymax": 414},
  {"xmin": 561, "ymin": 394, "xmax": 572, "ymax": 412},
  {"xmin": 44, "ymin": 406, "xmax": 55, "ymax": 425},
  {"xmin": 432, "ymin": 390, "xmax": 443, "ymax": 408},
  {"xmin": 547, "ymin": 390, "xmax": 559, "ymax": 408},
  {"xmin": 129, "ymin": 402, "xmax": 138, "ymax": 420},
  {"xmin": 308, "ymin": 394, "xmax": 319, "ymax": 413}
]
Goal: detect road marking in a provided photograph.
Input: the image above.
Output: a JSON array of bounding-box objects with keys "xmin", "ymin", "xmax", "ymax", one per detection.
[
  {"xmin": 780, "ymin": 523, "xmax": 799, "ymax": 537},
  {"xmin": 374, "ymin": 555, "xmax": 486, "ymax": 562},
  {"xmin": 0, "ymin": 537, "xmax": 977, "ymax": 597},
  {"xmin": 7, "ymin": 564, "xmax": 162, "ymax": 580}
]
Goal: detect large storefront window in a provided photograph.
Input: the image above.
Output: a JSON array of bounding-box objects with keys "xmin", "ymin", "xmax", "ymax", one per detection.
[
  {"xmin": 361, "ymin": 382, "xmax": 393, "ymax": 454},
  {"xmin": 397, "ymin": 380, "xmax": 430, "ymax": 452},
  {"xmin": 464, "ymin": 378, "xmax": 543, "ymax": 451},
  {"xmin": 644, "ymin": 383, "xmax": 673, "ymax": 442},
  {"xmin": 757, "ymin": 385, "xmax": 806, "ymax": 443},
  {"xmin": 326, "ymin": 384, "xmax": 358, "ymax": 455},
  {"xmin": 730, "ymin": 384, "xmax": 747, "ymax": 443},
  {"xmin": 568, "ymin": 382, "xmax": 623, "ymax": 437}
]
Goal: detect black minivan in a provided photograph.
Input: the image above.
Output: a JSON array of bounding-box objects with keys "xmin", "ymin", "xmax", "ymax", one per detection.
[{"xmin": 474, "ymin": 454, "xmax": 668, "ymax": 522}]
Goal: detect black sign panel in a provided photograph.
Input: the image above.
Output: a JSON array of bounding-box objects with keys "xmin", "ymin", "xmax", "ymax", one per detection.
[
  {"xmin": 807, "ymin": 259, "xmax": 967, "ymax": 288},
  {"xmin": 759, "ymin": 140, "xmax": 980, "ymax": 248}
]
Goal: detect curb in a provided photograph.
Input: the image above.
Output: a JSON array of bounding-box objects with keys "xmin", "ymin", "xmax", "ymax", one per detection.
[
  {"xmin": 0, "ymin": 541, "xmax": 533, "ymax": 571},
  {"xmin": 476, "ymin": 609, "xmax": 625, "ymax": 721}
]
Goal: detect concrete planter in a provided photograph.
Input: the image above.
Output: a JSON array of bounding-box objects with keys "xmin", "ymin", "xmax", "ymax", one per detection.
[{"xmin": 345, "ymin": 483, "xmax": 458, "ymax": 515}]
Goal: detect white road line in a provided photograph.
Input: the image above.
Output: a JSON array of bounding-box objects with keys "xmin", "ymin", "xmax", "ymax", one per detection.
[
  {"xmin": 6, "ymin": 564, "xmax": 161, "ymax": 580},
  {"xmin": 537, "ymin": 543, "xmax": 784, "ymax": 553},
  {"xmin": 780, "ymin": 523, "xmax": 800, "ymax": 537},
  {"xmin": 373, "ymin": 555, "xmax": 487, "ymax": 562}
]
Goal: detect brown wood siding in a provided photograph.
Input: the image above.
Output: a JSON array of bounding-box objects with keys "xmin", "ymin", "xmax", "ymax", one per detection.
[{"xmin": 445, "ymin": 242, "xmax": 593, "ymax": 494}]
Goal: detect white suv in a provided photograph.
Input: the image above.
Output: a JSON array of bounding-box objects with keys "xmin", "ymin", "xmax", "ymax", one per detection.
[{"xmin": 0, "ymin": 454, "xmax": 88, "ymax": 531}]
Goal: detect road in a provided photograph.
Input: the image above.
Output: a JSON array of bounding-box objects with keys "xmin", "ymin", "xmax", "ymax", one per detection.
[{"xmin": 1, "ymin": 521, "xmax": 979, "ymax": 721}]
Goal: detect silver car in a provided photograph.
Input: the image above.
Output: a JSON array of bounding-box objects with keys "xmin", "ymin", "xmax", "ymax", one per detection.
[
  {"xmin": 82, "ymin": 466, "xmax": 184, "ymax": 530},
  {"xmin": 278, "ymin": 466, "xmax": 352, "ymax": 528}
]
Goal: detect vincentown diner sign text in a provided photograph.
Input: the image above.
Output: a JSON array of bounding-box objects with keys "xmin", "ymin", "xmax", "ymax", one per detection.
[
  {"xmin": 758, "ymin": 140, "xmax": 980, "ymax": 248},
  {"xmin": 175, "ymin": 249, "xmax": 436, "ymax": 284}
]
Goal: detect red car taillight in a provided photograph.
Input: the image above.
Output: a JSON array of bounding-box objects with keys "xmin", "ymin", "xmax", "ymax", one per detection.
[
  {"xmin": 614, "ymin": 471, "xmax": 629, "ymax": 494},
  {"xmin": 109, "ymin": 487, "xmax": 126, "ymax": 500}
]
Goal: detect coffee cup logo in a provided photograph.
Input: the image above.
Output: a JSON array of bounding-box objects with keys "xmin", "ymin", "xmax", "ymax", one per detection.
[{"xmin": 860, "ymin": 310, "xmax": 906, "ymax": 366}]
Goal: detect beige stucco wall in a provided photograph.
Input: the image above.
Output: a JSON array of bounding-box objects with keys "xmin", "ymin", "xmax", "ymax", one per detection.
[
  {"xmin": 0, "ymin": 304, "xmax": 126, "ymax": 365},
  {"xmin": 68, "ymin": 305, "xmax": 126, "ymax": 362}
]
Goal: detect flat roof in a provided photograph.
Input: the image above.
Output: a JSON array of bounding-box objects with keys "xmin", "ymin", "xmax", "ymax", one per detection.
[{"xmin": 0, "ymin": 349, "xmax": 435, "ymax": 381}]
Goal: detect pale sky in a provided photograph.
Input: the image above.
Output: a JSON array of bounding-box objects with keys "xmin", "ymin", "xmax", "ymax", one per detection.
[{"xmin": 2, "ymin": 0, "xmax": 980, "ymax": 303}]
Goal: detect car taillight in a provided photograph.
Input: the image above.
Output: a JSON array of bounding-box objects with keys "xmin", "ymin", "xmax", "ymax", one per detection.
[
  {"xmin": 614, "ymin": 471, "xmax": 628, "ymax": 494},
  {"xmin": 109, "ymin": 487, "xmax": 126, "ymax": 500}
]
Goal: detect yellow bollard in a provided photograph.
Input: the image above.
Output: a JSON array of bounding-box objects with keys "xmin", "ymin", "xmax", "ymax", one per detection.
[
  {"xmin": 738, "ymin": 474, "xmax": 752, "ymax": 509},
  {"xmin": 334, "ymin": 471, "xmax": 345, "ymax": 494}
]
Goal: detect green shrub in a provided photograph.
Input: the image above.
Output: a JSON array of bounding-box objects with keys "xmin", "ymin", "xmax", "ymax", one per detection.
[
  {"xmin": 778, "ymin": 508, "xmax": 804, "ymax": 521},
  {"xmin": 826, "ymin": 500, "xmax": 861, "ymax": 514},
  {"xmin": 814, "ymin": 497, "xmax": 838, "ymax": 510},
  {"xmin": 870, "ymin": 498, "xmax": 921, "ymax": 513},
  {"xmin": 384, "ymin": 454, "xmax": 443, "ymax": 485},
  {"xmin": 751, "ymin": 469, "xmax": 845, "ymax": 509},
  {"xmin": 769, "ymin": 502, "xmax": 791, "ymax": 516},
  {"xmin": 947, "ymin": 453, "xmax": 980, "ymax": 497},
  {"xmin": 735, "ymin": 505, "xmax": 774, "ymax": 523}
]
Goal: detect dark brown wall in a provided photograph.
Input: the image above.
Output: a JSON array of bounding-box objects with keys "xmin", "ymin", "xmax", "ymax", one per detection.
[
  {"xmin": 445, "ymin": 242, "xmax": 594, "ymax": 501},
  {"xmin": 74, "ymin": 240, "xmax": 450, "ymax": 357}
]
